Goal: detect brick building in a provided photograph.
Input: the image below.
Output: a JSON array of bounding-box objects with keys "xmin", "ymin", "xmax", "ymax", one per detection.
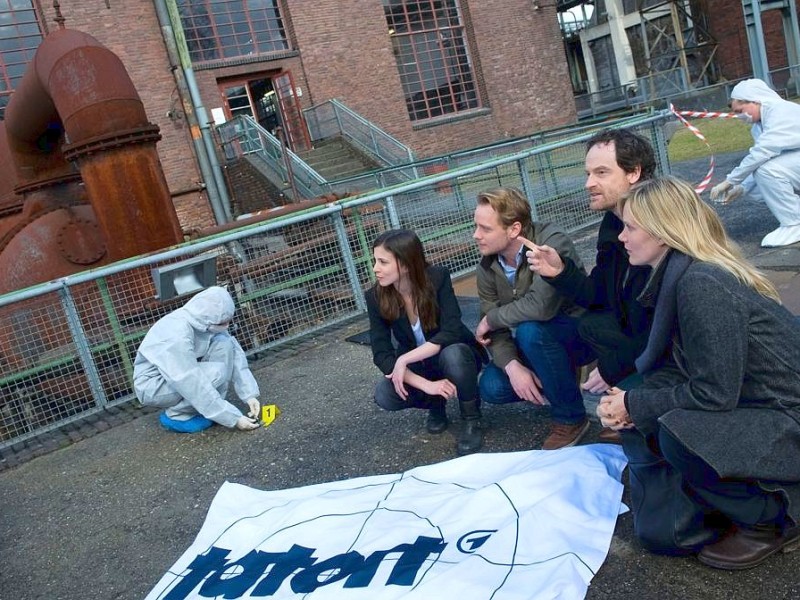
[
  {"xmin": 705, "ymin": 0, "xmax": 800, "ymax": 84},
  {"xmin": 1, "ymin": 1, "xmax": 576, "ymax": 231}
]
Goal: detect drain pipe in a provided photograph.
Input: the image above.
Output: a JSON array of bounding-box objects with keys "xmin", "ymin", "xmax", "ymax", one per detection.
[
  {"xmin": 153, "ymin": 0, "xmax": 227, "ymax": 225},
  {"xmin": 155, "ymin": 0, "xmax": 233, "ymax": 223}
]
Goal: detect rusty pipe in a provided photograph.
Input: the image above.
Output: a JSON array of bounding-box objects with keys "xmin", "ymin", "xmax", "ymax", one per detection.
[{"xmin": 4, "ymin": 28, "xmax": 182, "ymax": 261}]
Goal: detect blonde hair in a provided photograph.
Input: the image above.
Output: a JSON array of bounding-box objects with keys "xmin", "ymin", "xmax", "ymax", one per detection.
[
  {"xmin": 476, "ymin": 187, "xmax": 532, "ymax": 232},
  {"xmin": 620, "ymin": 177, "xmax": 780, "ymax": 302}
]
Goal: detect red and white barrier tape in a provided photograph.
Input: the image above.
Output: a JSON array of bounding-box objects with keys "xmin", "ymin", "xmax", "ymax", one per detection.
[{"xmin": 669, "ymin": 104, "xmax": 740, "ymax": 197}]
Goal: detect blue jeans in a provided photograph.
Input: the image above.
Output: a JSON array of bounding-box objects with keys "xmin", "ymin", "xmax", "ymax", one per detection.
[
  {"xmin": 479, "ymin": 314, "xmax": 593, "ymax": 424},
  {"xmin": 374, "ymin": 343, "xmax": 482, "ymax": 412}
]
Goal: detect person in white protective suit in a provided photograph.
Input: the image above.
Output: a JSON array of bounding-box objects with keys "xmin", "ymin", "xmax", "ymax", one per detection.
[
  {"xmin": 133, "ymin": 286, "xmax": 261, "ymax": 433},
  {"xmin": 710, "ymin": 78, "xmax": 800, "ymax": 247}
]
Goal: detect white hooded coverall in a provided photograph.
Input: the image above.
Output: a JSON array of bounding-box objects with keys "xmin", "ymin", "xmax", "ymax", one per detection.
[
  {"xmin": 133, "ymin": 286, "xmax": 259, "ymax": 427},
  {"xmin": 726, "ymin": 78, "xmax": 800, "ymax": 247}
]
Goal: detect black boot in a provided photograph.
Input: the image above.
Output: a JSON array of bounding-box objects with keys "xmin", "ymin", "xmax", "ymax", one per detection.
[
  {"xmin": 457, "ymin": 400, "xmax": 483, "ymax": 455},
  {"xmin": 426, "ymin": 400, "xmax": 448, "ymax": 434}
]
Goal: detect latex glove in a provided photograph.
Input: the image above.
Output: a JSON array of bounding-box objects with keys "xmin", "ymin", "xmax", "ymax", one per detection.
[
  {"xmin": 710, "ymin": 181, "xmax": 743, "ymax": 204},
  {"xmin": 723, "ymin": 184, "xmax": 745, "ymax": 204},
  {"xmin": 710, "ymin": 180, "xmax": 731, "ymax": 202},
  {"xmin": 235, "ymin": 415, "xmax": 260, "ymax": 431},
  {"xmin": 245, "ymin": 397, "xmax": 260, "ymax": 419}
]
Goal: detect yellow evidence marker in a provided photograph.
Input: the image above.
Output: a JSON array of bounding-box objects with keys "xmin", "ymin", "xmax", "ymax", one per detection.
[{"xmin": 261, "ymin": 404, "xmax": 281, "ymax": 427}]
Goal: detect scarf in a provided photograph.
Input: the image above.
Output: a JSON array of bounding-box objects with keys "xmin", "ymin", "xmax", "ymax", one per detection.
[{"xmin": 634, "ymin": 250, "xmax": 693, "ymax": 374}]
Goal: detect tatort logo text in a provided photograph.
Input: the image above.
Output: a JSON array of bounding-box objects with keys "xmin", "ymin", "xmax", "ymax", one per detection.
[{"xmin": 163, "ymin": 530, "xmax": 494, "ymax": 599}]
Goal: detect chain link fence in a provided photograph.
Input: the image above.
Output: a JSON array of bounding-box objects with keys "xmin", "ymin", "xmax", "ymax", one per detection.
[{"xmin": 0, "ymin": 111, "xmax": 671, "ymax": 448}]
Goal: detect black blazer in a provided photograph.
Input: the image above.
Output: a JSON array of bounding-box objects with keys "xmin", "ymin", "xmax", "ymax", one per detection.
[
  {"xmin": 544, "ymin": 211, "xmax": 654, "ymax": 383},
  {"xmin": 365, "ymin": 265, "xmax": 484, "ymax": 375}
]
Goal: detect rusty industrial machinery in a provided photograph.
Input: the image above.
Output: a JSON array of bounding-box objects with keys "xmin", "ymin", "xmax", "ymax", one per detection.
[
  {"xmin": 0, "ymin": 27, "xmax": 183, "ymax": 293},
  {"xmin": 0, "ymin": 23, "xmax": 374, "ymax": 442},
  {"xmin": 0, "ymin": 25, "xmax": 188, "ymax": 435}
]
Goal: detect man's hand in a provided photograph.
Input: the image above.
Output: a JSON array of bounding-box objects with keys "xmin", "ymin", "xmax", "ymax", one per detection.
[
  {"xmin": 475, "ymin": 315, "xmax": 493, "ymax": 346},
  {"xmin": 421, "ymin": 378, "xmax": 457, "ymax": 400},
  {"xmin": 235, "ymin": 415, "xmax": 260, "ymax": 431},
  {"xmin": 245, "ymin": 397, "xmax": 260, "ymax": 419},
  {"xmin": 710, "ymin": 181, "xmax": 743, "ymax": 204},
  {"xmin": 505, "ymin": 360, "xmax": 545, "ymax": 404},
  {"xmin": 522, "ymin": 241, "xmax": 565, "ymax": 278},
  {"xmin": 581, "ymin": 367, "xmax": 610, "ymax": 394}
]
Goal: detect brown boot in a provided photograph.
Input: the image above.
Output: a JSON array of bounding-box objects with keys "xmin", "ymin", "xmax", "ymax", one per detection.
[
  {"xmin": 542, "ymin": 418, "xmax": 590, "ymax": 450},
  {"xmin": 698, "ymin": 524, "xmax": 800, "ymax": 570}
]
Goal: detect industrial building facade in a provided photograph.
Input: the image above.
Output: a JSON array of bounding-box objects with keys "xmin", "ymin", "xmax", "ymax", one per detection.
[
  {"xmin": 1, "ymin": 0, "xmax": 575, "ymax": 231},
  {"xmin": 3, "ymin": 1, "xmax": 798, "ymax": 232}
]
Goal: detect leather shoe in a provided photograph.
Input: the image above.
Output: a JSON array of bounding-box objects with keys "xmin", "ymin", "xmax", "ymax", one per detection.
[
  {"xmin": 425, "ymin": 407, "xmax": 448, "ymax": 434},
  {"xmin": 542, "ymin": 418, "xmax": 590, "ymax": 450},
  {"xmin": 597, "ymin": 427, "xmax": 622, "ymax": 444},
  {"xmin": 698, "ymin": 524, "xmax": 800, "ymax": 570}
]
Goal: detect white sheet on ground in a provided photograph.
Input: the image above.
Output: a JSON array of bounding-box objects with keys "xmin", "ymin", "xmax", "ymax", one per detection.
[{"xmin": 146, "ymin": 444, "xmax": 627, "ymax": 600}]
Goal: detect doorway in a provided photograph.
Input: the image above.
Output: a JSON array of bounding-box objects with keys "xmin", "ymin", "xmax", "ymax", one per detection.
[{"xmin": 220, "ymin": 72, "xmax": 310, "ymax": 153}]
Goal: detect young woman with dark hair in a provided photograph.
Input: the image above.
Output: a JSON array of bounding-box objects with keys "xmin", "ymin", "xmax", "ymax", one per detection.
[{"xmin": 367, "ymin": 229, "xmax": 486, "ymax": 455}]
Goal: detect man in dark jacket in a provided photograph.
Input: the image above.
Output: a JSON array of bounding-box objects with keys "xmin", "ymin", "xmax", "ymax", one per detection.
[
  {"xmin": 474, "ymin": 187, "xmax": 592, "ymax": 450},
  {"xmin": 527, "ymin": 129, "xmax": 656, "ymax": 436}
]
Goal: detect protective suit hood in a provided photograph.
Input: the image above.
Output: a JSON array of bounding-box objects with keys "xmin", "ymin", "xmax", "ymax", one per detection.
[
  {"xmin": 730, "ymin": 79, "xmax": 782, "ymax": 104},
  {"xmin": 180, "ymin": 286, "xmax": 236, "ymax": 331}
]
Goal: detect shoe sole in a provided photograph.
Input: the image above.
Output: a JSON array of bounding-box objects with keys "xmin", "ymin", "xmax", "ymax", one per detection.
[
  {"xmin": 697, "ymin": 535, "xmax": 800, "ymax": 570},
  {"xmin": 542, "ymin": 419, "xmax": 591, "ymax": 451}
]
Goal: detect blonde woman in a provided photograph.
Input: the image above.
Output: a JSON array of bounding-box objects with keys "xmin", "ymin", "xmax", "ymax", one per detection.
[{"xmin": 598, "ymin": 176, "xmax": 800, "ymax": 569}]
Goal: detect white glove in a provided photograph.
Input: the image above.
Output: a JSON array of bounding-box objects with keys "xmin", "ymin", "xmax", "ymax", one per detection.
[
  {"xmin": 245, "ymin": 397, "xmax": 260, "ymax": 419},
  {"xmin": 235, "ymin": 415, "xmax": 260, "ymax": 431},
  {"xmin": 709, "ymin": 180, "xmax": 731, "ymax": 202},
  {"xmin": 710, "ymin": 181, "xmax": 743, "ymax": 204}
]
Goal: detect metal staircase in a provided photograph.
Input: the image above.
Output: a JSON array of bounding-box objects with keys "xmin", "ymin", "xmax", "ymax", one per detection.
[{"xmin": 296, "ymin": 138, "xmax": 381, "ymax": 182}]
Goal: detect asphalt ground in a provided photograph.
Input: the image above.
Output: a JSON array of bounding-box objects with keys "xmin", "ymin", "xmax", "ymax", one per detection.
[{"xmin": 2, "ymin": 151, "xmax": 800, "ymax": 599}]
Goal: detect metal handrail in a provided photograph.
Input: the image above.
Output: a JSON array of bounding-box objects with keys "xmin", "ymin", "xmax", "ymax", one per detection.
[
  {"xmin": 217, "ymin": 115, "xmax": 328, "ymax": 199},
  {"xmin": 303, "ymin": 99, "xmax": 416, "ymax": 167}
]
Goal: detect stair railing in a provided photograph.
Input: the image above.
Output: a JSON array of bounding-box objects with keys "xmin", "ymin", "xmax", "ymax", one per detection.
[
  {"xmin": 217, "ymin": 115, "xmax": 329, "ymax": 200},
  {"xmin": 303, "ymin": 99, "xmax": 417, "ymax": 171}
]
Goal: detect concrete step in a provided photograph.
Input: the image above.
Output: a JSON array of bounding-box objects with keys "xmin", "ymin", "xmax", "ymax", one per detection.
[{"xmin": 298, "ymin": 137, "xmax": 378, "ymax": 182}]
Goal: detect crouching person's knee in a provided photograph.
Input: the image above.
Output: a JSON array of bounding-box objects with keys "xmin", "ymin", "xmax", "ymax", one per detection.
[{"xmin": 374, "ymin": 378, "xmax": 405, "ymax": 411}]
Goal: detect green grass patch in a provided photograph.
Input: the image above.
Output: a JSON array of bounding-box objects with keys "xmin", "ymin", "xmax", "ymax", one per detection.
[{"xmin": 668, "ymin": 117, "xmax": 753, "ymax": 162}]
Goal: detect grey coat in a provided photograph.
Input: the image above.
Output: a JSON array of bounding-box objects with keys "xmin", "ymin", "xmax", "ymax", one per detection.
[
  {"xmin": 627, "ymin": 257, "xmax": 800, "ymax": 517},
  {"xmin": 476, "ymin": 221, "xmax": 584, "ymax": 369}
]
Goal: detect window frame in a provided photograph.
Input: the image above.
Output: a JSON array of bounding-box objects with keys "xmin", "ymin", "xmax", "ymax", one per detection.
[
  {"xmin": 384, "ymin": 0, "xmax": 482, "ymax": 123},
  {"xmin": 0, "ymin": 0, "xmax": 44, "ymax": 120},
  {"xmin": 177, "ymin": 0, "xmax": 291, "ymax": 66}
]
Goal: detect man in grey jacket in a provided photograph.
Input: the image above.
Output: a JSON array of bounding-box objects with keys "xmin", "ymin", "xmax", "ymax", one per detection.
[{"xmin": 473, "ymin": 187, "xmax": 592, "ymax": 450}]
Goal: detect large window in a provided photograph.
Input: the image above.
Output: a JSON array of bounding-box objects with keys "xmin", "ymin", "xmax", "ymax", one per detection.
[
  {"xmin": 177, "ymin": 0, "xmax": 289, "ymax": 64},
  {"xmin": 0, "ymin": 0, "xmax": 43, "ymax": 120},
  {"xmin": 383, "ymin": 0, "xmax": 479, "ymax": 122}
]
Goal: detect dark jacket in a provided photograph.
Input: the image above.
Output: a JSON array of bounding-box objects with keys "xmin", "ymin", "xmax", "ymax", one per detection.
[
  {"xmin": 627, "ymin": 255, "xmax": 800, "ymax": 520},
  {"xmin": 544, "ymin": 211, "xmax": 653, "ymax": 383},
  {"xmin": 366, "ymin": 265, "xmax": 484, "ymax": 375},
  {"xmin": 476, "ymin": 221, "xmax": 583, "ymax": 369}
]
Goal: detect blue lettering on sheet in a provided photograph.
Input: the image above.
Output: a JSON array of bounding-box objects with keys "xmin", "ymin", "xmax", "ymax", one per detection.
[{"xmin": 163, "ymin": 536, "xmax": 447, "ymax": 599}]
